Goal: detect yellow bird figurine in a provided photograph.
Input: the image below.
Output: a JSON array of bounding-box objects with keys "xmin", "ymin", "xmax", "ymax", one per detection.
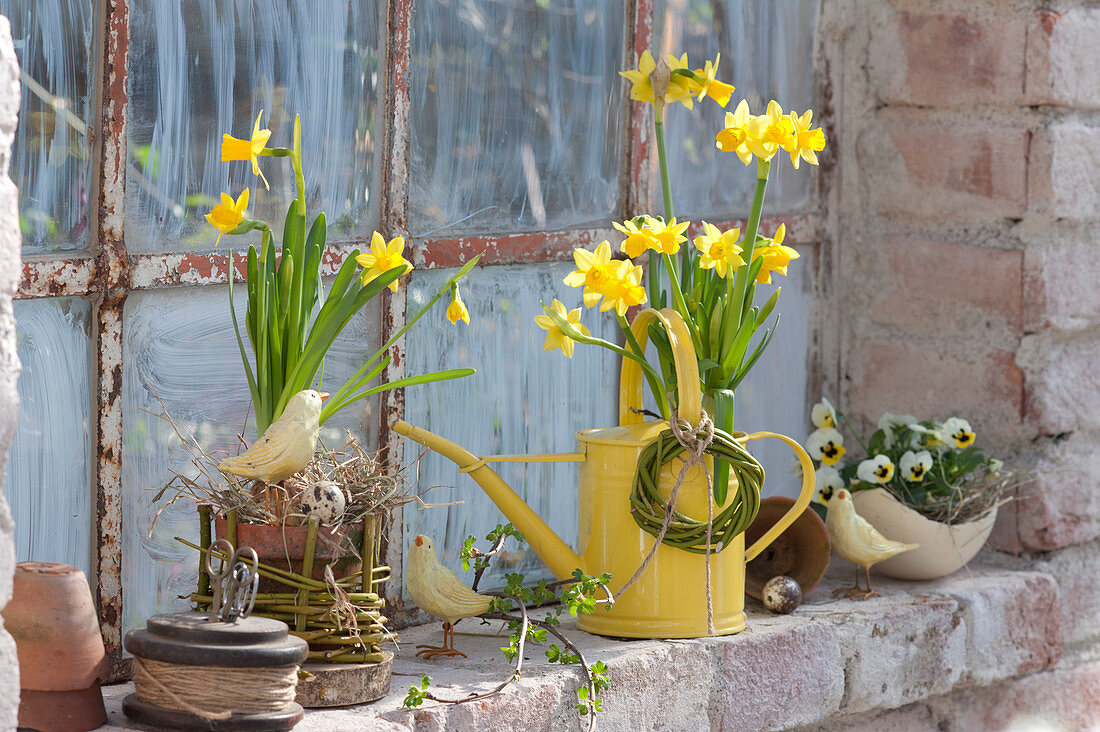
[
  {"xmin": 406, "ymin": 534, "xmax": 493, "ymax": 660},
  {"xmin": 219, "ymin": 390, "xmax": 326, "ymax": 485},
  {"xmin": 826, "ymin": 489, "xmax": 919, "ymax": 599}
]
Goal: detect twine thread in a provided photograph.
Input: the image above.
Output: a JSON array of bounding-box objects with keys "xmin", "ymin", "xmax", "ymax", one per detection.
[{"xmin": 134, "ymin": 657, "xmax": 298, "ymax": 720}]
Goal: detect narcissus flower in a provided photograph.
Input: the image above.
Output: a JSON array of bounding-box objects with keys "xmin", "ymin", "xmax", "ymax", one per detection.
[
  {"xmin": 942, "ymin": 417, "xmax": 976, "ymax": 448},
  {"xmin": 649, "ymin": 217, "xmax": 690, "ymax": 255},
  {"xmin": 534, "ymin": 299, "xmax": 590, "ymax": 358},
  {"xmin": 222, "ymin": 110, "xmax": 272, "ymax": 189},
  {"xmin": 715, "ymin": 99, "xmax": 754, "ymax": 165},
  {"xmin": 807, "ymin": 427, "xmax": 846, "ymax": 466},
  {"xmin": 811, "ymin": 397, "xmax": 837, "ymax": 429},
  {"xmin": 857, "ymin": 455, "xmax": 895, "ymax": 484},
  {"xmin": 693, "ymin": 222, "xmax": 744, "ymax": 278},
  {"xmin": 563, "ymin": 240, "xmax": 615, "ymax": 308},
  {"xmin": 753, "ymin": 225, "xmax": 799, "ymax": 284},
  {"xmin": 744, "ymin": 100, "xmax": 794, "ymax": 162},
  {"xmin": 619, "ymin": 50, "xmax": 657, "ymax": 107},
  {"xmin": 900, "ymin": 450, "xmax": 933, "ymax": 482},
  {"xmin": 814, "ymin": 466, "xmax": 845, "ymax": 505},
  {"xmin": 599, "ymin": 259, "xmax": 647, "ymax": 317},
  {"xmin": 664, "ymin": 53, "xmax": 698, "ymax": 109},
  {"xmin": 356, "ymin": 232, "xmax": 412, "ymax": 291},
  {"xmin": 784, "ymin": 109, "xmax": 826, "ymax": 169},
  {"xmin": 446, "ymin": 287, "xmax": 470, "ymax": 325},
  {"xmin": 693, "ymin": 54, "xmax": 735, "ymax": 107},
  {"xmin": 205, "ymin": 188, "xmax": 249, "ymax": 245},
  {"xmin": 614, "ymin": 217, "xmax": 659, "ymax": 258}
]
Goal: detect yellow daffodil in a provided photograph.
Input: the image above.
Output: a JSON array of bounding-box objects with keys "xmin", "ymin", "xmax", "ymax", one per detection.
[
  {"xmin": 693, "ymin": 222, "xmax": 744, "ymax": 278},
  {"xmin": 619, "ymin": 50, "xmax": 657, "ymax": 107},
  {"xmin": 665, "ymin": 53, "xmax": 698, "ymax": 109},
  {"xmin": 564, "ymin": 240, "xmax": 615, "ymax": 308},
  {"xmin": 807, "ymin": 427, "xmax": 846, "ymax": 466},
  {"xmin": 693, "ymin": 54, "xmax": 734, "ymax": 107},
  {"xmin": 221, "ymin": 110, "xmax": 272, "ymax": 189},
  {"xmin": 446, "ymin": 288, "xmax": 470, "ymax": 325},
  {"xmin": 857, "ymin": 455, "xmax": 895, "ymax": 484},
  {"xmin": 900, "ymin": 450, "xmax": 933, "ymax": 482},
  {"xmin": 942, "ymin": 417, "xmax": 976, "ymax": 448},
  {"xmin": 614, "ymin": 218, "xmax": 659, "ymax": 258},
  {"xmin": 598, "ymin": 260, "xmax": 647, "ymax": 317},
  {"xmin": 744, "ymin": 101, "xmax": 793, "ymax": 163},
  {"xmin": 753, "ymin": 226, "xmax": 798, "ymax": 283},
  {"xmin": 813, "ymin": 466, "xmax": 845, "ymax": 506},
  {"xmin": 356, "ymin": 232, "xmax": 412, "ymax": 291},
  {"xmin": 534, "ymin": 299, "xmax": 590, "ymax": 358},
  {"xmin": 649, "ymin": 217, "xmax": 690, "ymax": 255},
  {"xmin": 715, "ymin": 100, "xmax": 754, "ymax": 165},
  {"xmin": 784, "ymin": 109, "xmax": 826, "ymax": 169},
  {"xmin": 205, "ymin": 188, "xmax": 249, "ymax": 245}
]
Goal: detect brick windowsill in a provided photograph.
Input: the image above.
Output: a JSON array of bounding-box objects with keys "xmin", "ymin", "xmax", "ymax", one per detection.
[{"xmin": 100, "ymin": 560, "xmax": 1061, "ymax": 731}]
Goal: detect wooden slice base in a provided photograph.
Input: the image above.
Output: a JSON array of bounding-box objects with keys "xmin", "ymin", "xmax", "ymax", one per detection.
[{"xmin": 295, "ymin": 651, "xmax": 393, "ymax": 708}]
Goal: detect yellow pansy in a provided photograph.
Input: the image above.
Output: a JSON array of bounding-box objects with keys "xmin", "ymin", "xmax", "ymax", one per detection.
[
  {"xmin": 900, "ymin": 450, "xmax": 933, "ymax": 482},
  {"xmin": 534, "ymin": 299, "xmax": 590, "ymax": 358},
  {"xmin": 598, "ymin": 260, "xmax": 647, "ymax": 317},
  {"xmin": 753, "ymin": 226, "xmax": 798, "ymax": 284},
  {"xmin": 563, "ymin": 240, "xmax": 615, "ymax": 308},
  {"xmin": 446, "ymin": 288, "xmax": 470, "ymax": 325},
  {"xmin": 619, "ymin": 50, "xmax": 657, "ymax": 107},
  {"xmin": 715, "ymin": 100, "xmax": 754, "ymax": 165},
  {"xmin": 665, "ymin": 53, "xmax": 698, "ymax": 109},
  {"xmin": 649, "ymin": 217, "xmax": 690, "ymax": 255},
  {"xmin": 614, "ymin": 218, "xmax": 659, "ymax": 258},
  {"xmin": 807, "ymin": 427, "xmax": 846, "ymax": 466},
  {"xmin": 692, "ymin": 222, "xmax": 744, "ymax": 278},
  {"xmin": 356, "ymin": 232, "xmax": 412, "ymax": 291},
  {"xmin": 811, "ymin": 397, "xmax": 837, "ymax": 429},
  {"xmin": 205, "ymin": 188, "xmax": 249, "ymax": 246},
  {"xmin": 693, "ymin": 54, "xmax": 734, "ymax": 107},
  {"xmin": 784, "ymin": 109, "xmax": 826, "ymax": 169},
  {"xmin": 857, "ymin": 455, "xmax": 895, "ymax": 484},
  {"xmin": 221, "ymin": 110, "xmax": 272, "ymax": 189},
  {"xmin": 942, "ymin": 417, "xmax": 976, "ymax": 449}
]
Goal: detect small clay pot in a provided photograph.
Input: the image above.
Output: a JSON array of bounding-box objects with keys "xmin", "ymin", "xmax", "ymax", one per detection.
[
  {"xmin": 3, "ymin": 562, "xmax": 107, "ymax": 731},
  {"xmin": 744, "ymin": 497, "xmax": 830, "ymax": 601},
  {"xmin": 215, "ymin": 518, "xmax": 364, "ymax": 593}
]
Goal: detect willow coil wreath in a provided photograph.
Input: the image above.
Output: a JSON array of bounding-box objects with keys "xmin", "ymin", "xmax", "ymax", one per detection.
[{"xmin": 630, "ymin": 418, "xmax": 764, "ymax": 554}]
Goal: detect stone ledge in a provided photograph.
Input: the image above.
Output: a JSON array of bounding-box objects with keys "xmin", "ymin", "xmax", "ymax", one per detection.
[{"xmin": 100, "ymin": 562, "xmax": 1061, "ymax": 732}]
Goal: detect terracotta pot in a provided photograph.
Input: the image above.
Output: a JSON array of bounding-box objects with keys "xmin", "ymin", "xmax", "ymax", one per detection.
[
  {"xmin": 744, "ymin": 497, "xmax": 831, "ymax": 600},
  {"xmin": 852, "ymin": 488, "xmax": 998, "ymax": 580},
  {"xmin": 3, "ymin": 562, "xmax": 107, "ymax": 732},
  {"xmin": 215, "ymin": 518, "xmax": 364, "ymax": 593}
]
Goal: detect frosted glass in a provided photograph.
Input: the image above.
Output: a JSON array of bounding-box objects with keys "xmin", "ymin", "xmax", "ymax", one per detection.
[
  {"xmin": 408, "ymin": 2, "xmax": 626, "ymax": 236},
  {"xmin": 402, "ymin": 263, "xmax": 618, "ymax": 593},
  {"xmin": 121, "ymin": 284, "xmax": 381, "ymax": 638},
  {"xmin": 126, "ymin": 0, "xmax": 383, "ymax": 252},
  {"xmin": 652, "ymin": 0, "xmax": 819, "ymax": 217},
  {"xmin": 3, "ymin": 298, "xmax": 93, "ymax": 573},
  {"xmin": 2, "ymin": 0, "xmax": 93, "ymax": 253}
]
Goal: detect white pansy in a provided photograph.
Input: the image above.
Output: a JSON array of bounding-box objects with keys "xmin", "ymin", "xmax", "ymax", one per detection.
[
  {"xmin": 806, "ymin": 427, "xmax": 846, "ymax": 465},
  {"xmin": 857, "ymin": 454, "xmax": 895, "ymax": 484},
  {"xmin": 899, "ymin": 450, "xmax": 933, "ymax": 482},
  {"xmin": 811, "ymin": 397, "xmax": 837, "ymax": 429},
  {"xmin": 909, "ymin": 423, "xmax": 946, "ymax": 450},
  {"xmin": 988, "ymin": 458, "xmax": 1004, "ymax": 475},
  {"xmin": 813, "ymin": 465, "xmax": 845, "ymax": 505},
  {"xmin": 942, "ymin": 417, "xmax": 976, "ymax": 448},
  {"xmin": 878, "ymin": 412, "xmax": 917, "ymax": 448}
]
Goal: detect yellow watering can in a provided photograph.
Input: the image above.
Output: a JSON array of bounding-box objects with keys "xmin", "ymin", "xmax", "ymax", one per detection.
[{"xmin": 393, "ymin": 308, "xmax": 815, "ymax": 638}]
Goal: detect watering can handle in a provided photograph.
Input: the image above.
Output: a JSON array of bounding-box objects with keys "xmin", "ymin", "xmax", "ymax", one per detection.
[
  {"xmin": 742, "ymin": 431, "xmax": 817, "ymax": 563},
  {"xmin": 618, "ymin": 308, "xmax": 702, "ymax": 426}
]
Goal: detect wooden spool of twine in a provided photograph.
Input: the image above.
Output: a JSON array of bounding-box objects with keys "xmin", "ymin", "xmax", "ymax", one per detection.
[
  {"xmin": 134, "ymin": 658, "xmax": 299, "ymax": 721},
  {"xmin": 629, "ymin": 412, "xmax": 764, "ymax": 554}
]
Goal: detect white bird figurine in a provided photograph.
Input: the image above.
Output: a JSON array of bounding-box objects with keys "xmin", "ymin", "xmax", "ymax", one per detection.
[
  {"xmin": 826, "ymin": 489, "xmax": 919, "ymax": 599},
  {"xmin": 220, "ymin": 390, "xmax": 327, "ymax": 485},
  {"xmin": 405, "ymin": 534, "xmax": 493, "ymax": 660}
]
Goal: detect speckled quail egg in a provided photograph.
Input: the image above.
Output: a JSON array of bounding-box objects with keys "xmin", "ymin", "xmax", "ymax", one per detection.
[
  {"xmin": 762, "ymin": 575, "xmax": 803, "ymax": 614},
  {"xmin": 299, "ymin": 481, "xmax": 347, "ymax": 524}
]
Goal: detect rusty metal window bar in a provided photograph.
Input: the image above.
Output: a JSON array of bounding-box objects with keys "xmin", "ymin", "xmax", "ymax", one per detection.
[{"xmin": 6, "ymin": 0, "xmax": 822, "ymax": 677}]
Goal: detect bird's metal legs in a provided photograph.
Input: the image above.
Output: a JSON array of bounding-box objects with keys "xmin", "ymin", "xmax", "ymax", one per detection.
[
  {"xmin": 416, "ymin": 622, "xmax": 469, "ymax": 660},
  {"xmin": 832, "ymin": 566, "xmax": 880, "ymax": 600}
]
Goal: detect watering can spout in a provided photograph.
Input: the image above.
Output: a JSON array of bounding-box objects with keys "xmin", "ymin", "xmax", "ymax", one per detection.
[{"xmin": 392, "ymin": 420, "xmax": 586, "ymax": 580}]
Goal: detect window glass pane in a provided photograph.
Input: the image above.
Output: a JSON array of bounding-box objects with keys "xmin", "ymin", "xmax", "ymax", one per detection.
[
  {"xmin": 409, "ymin": 2, "xmax": 626, "ymax": 236},
  {"xmin": 121, "ymin": 285, "xmax": 381, "ymax": 638},
  {"xmin": 2, "ymin": 0, "xmax": 93, "ymax": 253},
  {"xmin": 402, "ymin": 263, "xmax": 618, "ymax": 594},
  {"xmin": 126, "ymin": 0, "xmax": 383, "ymax": 253},
  {"xmin": 652, "ymin": 0, "xmax": 819, "ymax": 217},
  {"xmin": 3, "ymin": 298, "xmax": 93, "ymax": 573}
]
